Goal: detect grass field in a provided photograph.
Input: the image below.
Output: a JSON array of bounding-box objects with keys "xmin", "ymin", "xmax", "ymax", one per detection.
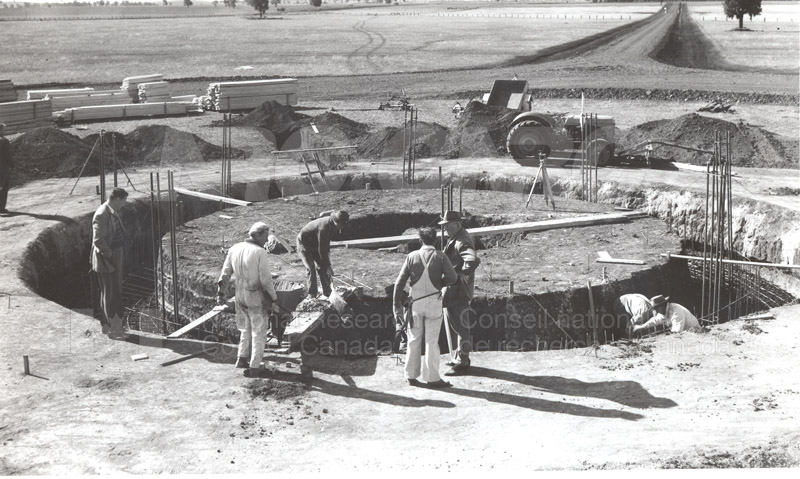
[
  {"xmin": 2, "ymin": 2, "xmax": 661, "ymax": 86},
  {"xmin": 689, "ymin": 1, "xmax": 800, "ymax": 70}
]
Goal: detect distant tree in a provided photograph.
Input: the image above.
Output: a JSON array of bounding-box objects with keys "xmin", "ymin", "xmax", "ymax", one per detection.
[
  {"xmin": 723, "ymin": 0, "xmax": 762, "ymax": 29},
  {"xmin": 212, "ymin": 0, "xmax": 218, "ymax": 5},
  {"xmin": 162, "ymin": 0, "xmax": 167, "ymax": 4},
  {"xmin": 309, "ymin": 0, "xmax": 321, "ymax": 7},
  {"xmin": 246, "ymin": 0, "xmax": 268, "ymax": 17},
  {"xmin": 184, "ymin": 0, "xmax": 192, "ymax": 6},
  {"xmin": 270, "ymin": 0, "xmax": 279, "ymax": 7}
]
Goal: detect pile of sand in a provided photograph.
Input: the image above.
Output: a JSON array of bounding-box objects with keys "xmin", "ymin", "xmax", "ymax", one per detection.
[
  {"xmin": 123, "ymin": 125, "xmax": 244, "ymax": 166},
  {"xmin": 617, "ymin": 113, "xmax": 798, "ymax": 168},
  {"xmin": 442, "ymin": 101, "xmax": 518, "ymax": 158}
]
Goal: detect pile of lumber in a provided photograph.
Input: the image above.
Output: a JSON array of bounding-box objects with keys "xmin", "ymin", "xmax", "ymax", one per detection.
[
  {"xmin": 205, "ymin": 78, "xmax": 298, "ymax": 111},
  {"xmin": 0, "ymin": 99, "xmax": 53, "ymax": 134},
  {"xmin": 121, "ymin": 74, "xmax": 163, "ymax": 103},
  {"xmin": 53, "ymin": 101, "xmax": 201, "ymax": 123},
  {"xmin": 27, "ymin": 88, "xmax": 133, "ymax": 111},
  {"xmin": 138, "ymin": 81, "xmax": 171, "ymax": 103},
  {"xmin": 0, "ymin": 80, "xmax": 17, "ymax": 103}
]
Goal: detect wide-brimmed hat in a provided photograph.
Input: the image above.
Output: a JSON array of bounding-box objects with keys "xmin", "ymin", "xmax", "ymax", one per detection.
[
  {"xmin": 438, "ymin": 210, "xmax": 462, "ymax": 225},
  {"xmin": 650, "ymin": 295, "xmax": 669, "ymax": 308}
]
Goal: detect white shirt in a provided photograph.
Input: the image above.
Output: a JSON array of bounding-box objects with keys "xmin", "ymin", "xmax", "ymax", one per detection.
[
  {"xmin": 636, "ymin": 302, "xmax": 701, "ymax": 333},
  {"xmin": 218, "ymin": 240, "xmax": 277, "ymax": 307}
]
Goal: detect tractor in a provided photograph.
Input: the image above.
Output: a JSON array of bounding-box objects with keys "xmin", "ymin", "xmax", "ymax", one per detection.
[{"xmin": 483, "ymin": 80, "xmax": 616, "ymax": 167}]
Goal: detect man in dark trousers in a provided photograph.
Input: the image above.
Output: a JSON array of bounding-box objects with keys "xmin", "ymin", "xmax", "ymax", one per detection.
[
  {"xmin": 0, "ymin": 123, "xmax": 12, "ymax": 214},
  {"xmin": 296, "ymin": 210, "xmax": 349, "ymax": 298},
  {"xmin": 439, "ymin": 210, "xmax": 480, "ymax": 376},
  {"xmin": 90, "ymin": 187, "xmax": 129, "ymax": 337}
]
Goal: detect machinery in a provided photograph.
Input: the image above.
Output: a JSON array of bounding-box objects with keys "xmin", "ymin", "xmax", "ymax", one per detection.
[
  {"xmin": 484, "ymin": 80, "xmax": 617, "ymax": 167},
  {"xmin": 378, "ymin": 91, "xmax": 412, "ymax": 111}
]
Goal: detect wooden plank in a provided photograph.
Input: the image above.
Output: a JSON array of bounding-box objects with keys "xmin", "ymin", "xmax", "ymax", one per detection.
[
  {"xmin": 597, "ymin": 251, "xmax": 613, "ymax": 261},
  {"xmin": 284, "ymin": 311, "xmax": 324, "ymax": 343},
  {"xmin": 661, "ymin": 253, "xmax": 800, "ymax": 270},
  {"xmin": 332, "ymin": 213, "xmax": 631, "ymax": 249},
  {"xmin": 596, "ymin": 258, "xmax": 646, "ymax": 265},
  {"xmin": 173, "ymin": 187, "xmax": 252, "ymax": 206},
  {"xmin": 167, "ymin": 302, "xmax": 233, "ymax": 339}
]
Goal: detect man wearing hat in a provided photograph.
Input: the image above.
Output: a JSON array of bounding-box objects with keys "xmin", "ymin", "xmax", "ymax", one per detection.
[
  {"xmin": 217, "ymin": 222, "xmax": 280, "ymax": 375},
  {"xmin": 632, "ymin": 295, "xmax": 701, "ymax": 335},
  {"xmin": 613, "ymin": 293, "xmax": 661, "ymax": 338},
  {"xmin": 439, "ymin": 210, "xmax": 480, "ymax": 376},
  {"xmin": 297, "ymin": 210, "xmax": 349, "ymax": 298}
]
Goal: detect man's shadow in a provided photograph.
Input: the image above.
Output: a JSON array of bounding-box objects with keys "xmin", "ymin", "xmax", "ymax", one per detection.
[
  {"xmin": 467, "ymin": 366, "xmax": 677, "ymax": 409},
  {"xmin": 439, "ymin": 385, "xmax": 644, "ymax": 421},
  {"xmin": 1, "ymin": 210, "xmax": 77, "ymax": 224}
]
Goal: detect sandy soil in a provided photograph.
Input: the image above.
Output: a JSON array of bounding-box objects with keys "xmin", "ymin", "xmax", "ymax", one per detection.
[{"xmin": 1, "ymin": 3, "xmax": 799, "ymax": 474}]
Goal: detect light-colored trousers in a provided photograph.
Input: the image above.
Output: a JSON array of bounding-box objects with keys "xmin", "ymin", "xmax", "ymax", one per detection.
[
  {"xmin": 236, "ymin": 302, "xmax": 269, "ymax": 369},
  {"xmin": 405, "ymin": 295, "xmax": 444, "ymax": 383}
]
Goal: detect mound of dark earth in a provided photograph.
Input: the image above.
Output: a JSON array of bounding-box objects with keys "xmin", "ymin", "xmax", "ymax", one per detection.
[
  {"xmin": 617, "ymin": 113, "xmax": 798, "ymax": 169},
  {"xmin": 9, "ymin": 128, "xmax": 96, "ymax": 187},
  {"xmin": 238, "ymin": 100, "xmax": 311, "ymax": 149},
  {"xmin": 8, "ymin": 125, "xmax": 246, "ymax": 187},
  {"xmin": 358, "ymin": 121, "xmax": 448, "ymax": 160},
  {"xmin": 442, "ymin": 101, "xmax": 518, "ymax": 158}
]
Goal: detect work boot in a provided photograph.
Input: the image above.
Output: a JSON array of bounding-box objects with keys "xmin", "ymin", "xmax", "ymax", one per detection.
[
  {"xmin": 235, "ymin": 357, "xmax": 249, "ymax": 369},
  {"xmin": 444, "ymin": 363, "xmax": 470, "ymax": 376},
  {"xmin": 407, "ymin": 378, "xmax": 422, "ymax": 387},
  {"xmin": 426, "ymin": 380, "xmax": 452, "ymax": 389}
]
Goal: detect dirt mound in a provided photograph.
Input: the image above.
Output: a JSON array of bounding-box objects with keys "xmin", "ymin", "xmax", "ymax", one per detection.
[
  {"xmin": 358, "ymin": 122, "xmax": 449, "ymax": 160},
  {"xmin": 9, "ymin": 128, "xmax": 96, "ymax": 187},
  {"xmin": 238, "ymin": 100, "xmax": 311, "ymax": 149},
  {"xmin": 442, "ymin": 101, "xmax": 518, "ymax": 158},
  {"xmin": 123, "ymin": 125, "xmax": 245, "ymax": 166},
  {"xmin": 617, "ymin": 113, "xmax": 798, "ymax": 169},
  {"xmin": 312, "ymin": 112, "xmax": 370, "ymax": 142}
]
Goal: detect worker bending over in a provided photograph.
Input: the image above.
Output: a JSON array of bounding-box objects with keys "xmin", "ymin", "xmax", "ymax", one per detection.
[
  {"xmin": 631, "ymin": 295, "xmax": 702, "ymax": 335},
  {"xmin": 393, "ymin": 227, "xmax": 458, "ymax": 388},
  {"xmin": 296, "ymin": 210, "xmax": 349, "ymax": 298},
  {"xmin": 218, "ymin": 222, "xmax": 279, "ymax": 376}
]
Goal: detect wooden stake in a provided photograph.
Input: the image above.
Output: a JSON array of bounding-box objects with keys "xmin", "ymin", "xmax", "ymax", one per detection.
[
  {"xmin": 23, "ymin": 355, "xmax": 30, "ymax": 375},
  {"xmin": 508, "ymin": 281, "xmax": 514, "ymax": 294}
]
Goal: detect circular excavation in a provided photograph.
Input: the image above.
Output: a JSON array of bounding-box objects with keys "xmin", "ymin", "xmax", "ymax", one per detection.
[{"xmin": 161, "ymin": 188, "xmax": 685, "ymax": 353}]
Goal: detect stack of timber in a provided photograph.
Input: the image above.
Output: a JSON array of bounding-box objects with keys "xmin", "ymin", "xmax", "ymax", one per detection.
[
  {"xmin": 54, "ymin": 101, "xmax": 201, "ymax": 123},
  {"xmin": 138, "ymin": 81, "xmax": 171, "ymax": 103},
  {"xmin": 121, "ymin": 74, "xmax": 163, "ymax": 103},
  {"xmin": 0, "ymin": 99, "xmax": 53, "ymax": 134},
  {"xmin": 27, "ymin": 87, "xmax": 95, "ymax": 101},
  {"xmin": 45, "ymin": 90, "xmax": 132, "ymax": 110},
  {"xmin": 0, "ymin": 80, "xmax": 17, "ymax": 103},
  {"xmin": 205, "ymin": 78, "xmax": 298, "ymax": 111}
]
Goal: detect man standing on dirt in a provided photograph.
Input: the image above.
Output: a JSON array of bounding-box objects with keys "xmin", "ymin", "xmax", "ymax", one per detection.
[
  {"xmin": 439, "ymin": 210, "xmax": 480, "ymax": 376},
  {"xmin": 296, "ymin": 210, "xmax": 349, "ymax": 298},
  {"xmin": 394, "ymin": 227, "xmax": 458, "ymax": 388},
  {"xmin": 90, "ymin": 187, "xmax": 129, "ymax": 337},
  {"xmin": 0, "ymin": 123, "xmax": 12, "ymax": 215},
  {"xmin": 217, "ymin": 222, "xmax": 280, "ymax": 376}
]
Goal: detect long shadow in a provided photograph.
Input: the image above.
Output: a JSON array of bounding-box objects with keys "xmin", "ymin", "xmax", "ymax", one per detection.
[
  {"xmin": 468, "ymin": 366, "xmax": 677, "ymax": 409},
  {"xmin": 3, "ymin": 211, "xmax": 77, "ymax": 224},
  {"xmin": 240, "ymin": 367, "xmax": 455, "ymax": 409},
  {"xmin": 439, "ymin": 386, "xmax": 643, "ymax": 421}
]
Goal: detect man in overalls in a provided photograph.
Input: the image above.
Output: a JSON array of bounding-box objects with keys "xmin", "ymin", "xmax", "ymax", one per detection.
[{"xmin": 393, "ymin": 227, "xmax": 458, "ymax": 388}]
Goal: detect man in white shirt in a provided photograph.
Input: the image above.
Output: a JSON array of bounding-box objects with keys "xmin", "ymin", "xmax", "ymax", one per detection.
[
  {"xmin": 217, "ymin": 222, "xmax": 280, "ymax": 376},
  {"xmin": 633, "ymin": 295, "xmax": 702, "ymax": 335}
]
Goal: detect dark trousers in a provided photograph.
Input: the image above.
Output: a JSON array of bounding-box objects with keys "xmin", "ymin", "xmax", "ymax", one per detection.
[
  {"xmin": 0, "ymin": 174, "xmax": 9, "ymax": 211},
  {"xmin": 444, "ymin": 301, "xmax": 473, "ymax": 361},
  {"xmin": 612, "ymin": 298, "xmax": 633, "ymax": 338},
  {"xmin": 97, "ymin": 257, "xmax": 124, "ymax": 331},
  {"xmin": 297, "ymin": 239, "xmax": 332, "ymax": 297}
]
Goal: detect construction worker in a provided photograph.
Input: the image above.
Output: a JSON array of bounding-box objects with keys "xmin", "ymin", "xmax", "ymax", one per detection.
[
  {"xmin": 0, "ymin": 123, "xmax": 12, "ymax": 214},
  {"xmin": 217, "ymin": 222, "xmax": 280, "ymax": 376},
  {"xmin": 296, "ymin": 210, "xmax": 349, "ymax": 298},
  {"xmin": 393, "ymin": 227, "xmax": 458, "ymax": 388},
  {"xmin": 439, "ymin": 210, "xmax": 480, "ymax": 376},
  {"xmin": 90, "ymin": 187, "xmax": 129, "ymax": 338},
  {"xmin": 613, "ymin": 293, "xmax": 658, "ymax": 337},
  {"xmin": 632, "ymin": 295, "xmax": 702, "ymax": 335}
]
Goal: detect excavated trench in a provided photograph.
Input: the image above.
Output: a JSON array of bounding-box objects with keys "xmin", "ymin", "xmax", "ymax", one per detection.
[{"xmin": 19, "ymin": 172, "xmax": 799, "ymax": 355}]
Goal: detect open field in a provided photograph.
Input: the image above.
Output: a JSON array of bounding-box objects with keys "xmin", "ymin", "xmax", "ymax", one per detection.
[
  {"xmin": 2, "ymin": 3, "xmax": 661, "ymax": 85},
  {"xmin": 689, "ymin": 1, "xmax": 800, "ymax": 71}
]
